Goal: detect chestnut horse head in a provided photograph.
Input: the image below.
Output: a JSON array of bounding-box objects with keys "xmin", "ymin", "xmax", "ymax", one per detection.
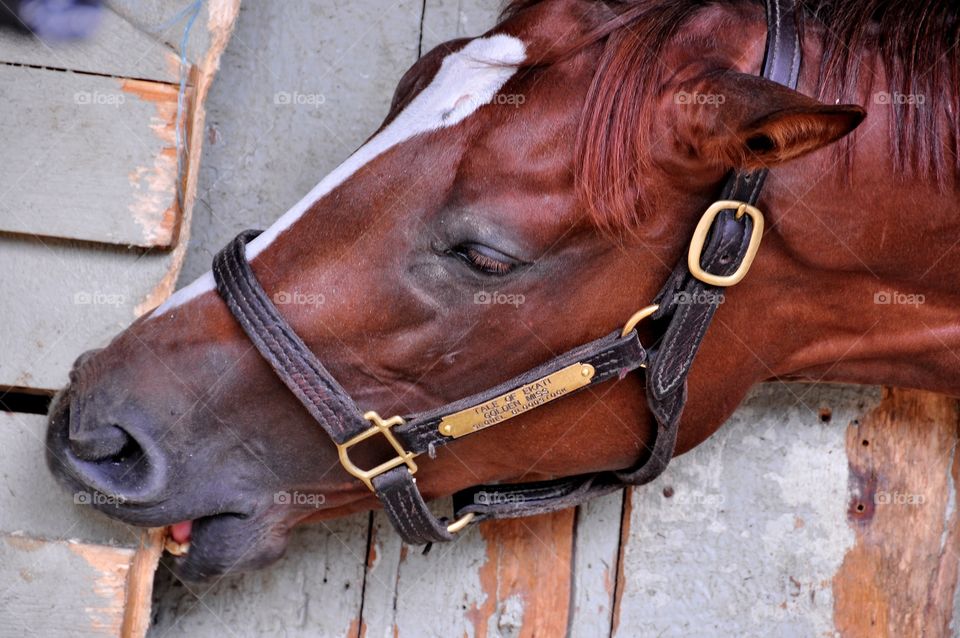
[{"xmin": 47, "ymin": 0, "xmax": 960, "ymax": 579}]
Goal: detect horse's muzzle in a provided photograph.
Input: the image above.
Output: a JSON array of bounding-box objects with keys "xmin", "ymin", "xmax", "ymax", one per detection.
[{"xmin": 45, "ymin": 350, "xmax": 170, "ymax": 510}]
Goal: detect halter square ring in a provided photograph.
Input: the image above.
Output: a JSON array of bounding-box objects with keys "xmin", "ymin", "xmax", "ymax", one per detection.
[
  {"xmin": 337, "ymin": 412, "xmax": 476, "ymax": 535},
  {"xmin": 687, "ymin": 200, "xmax": 765, "ymax": 287},
  {"xmin": 336, "ymin": 411, "xmax": 418, "ymax": 492}
]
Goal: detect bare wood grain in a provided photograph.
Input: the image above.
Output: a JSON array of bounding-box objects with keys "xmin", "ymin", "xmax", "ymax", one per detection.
[{"xmin": 833, "ymin": 388, "xmax": 960, "ymax": 637}]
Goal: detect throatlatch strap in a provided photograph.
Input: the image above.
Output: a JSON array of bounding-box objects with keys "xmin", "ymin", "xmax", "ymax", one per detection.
[{"xmin": 643, "ymin": 0, "xmax": 801, "ymax": 442}]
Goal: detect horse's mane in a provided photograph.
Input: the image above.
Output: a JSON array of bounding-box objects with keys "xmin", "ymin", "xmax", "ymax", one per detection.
[{"xmin": 502, "ymin": 0, "xmax": 960, "ymax": 233}]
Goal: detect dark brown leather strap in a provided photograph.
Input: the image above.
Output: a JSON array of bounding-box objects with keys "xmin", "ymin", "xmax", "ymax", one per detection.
[
  {"xmin": 643, "ymin": 0, "xmax": 801, "ymax": 442},
  {"xmin": 395, "ymin": 330, "xmax": 646, "ymax": 453},
  {"xmin": 212, "ymin": 230, "xmax": 369, "ymax": 444},
  {"xmin": 214, "ymin": 231, "xmax": 461, "ymax": 543}
]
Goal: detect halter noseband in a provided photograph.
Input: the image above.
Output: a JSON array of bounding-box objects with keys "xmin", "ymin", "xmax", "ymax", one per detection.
[{"xmin": 211, "ymin": 0, "xmax": 801, "ymax": 545}]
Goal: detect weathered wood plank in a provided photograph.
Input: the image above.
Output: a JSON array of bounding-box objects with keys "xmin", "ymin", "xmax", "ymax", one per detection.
[
  {"xmin": 147, "ymin": 515, "xmax": 370, "ymax": 638},
  {"xmin": 0, "ymin": 0, "xmax": 238, "ymax": 390},
  {"xmin": 107, "ymin": 0, "xmax": 213, "ymax": 69},
  {"xmin": 0, "ymin": 235, "xmax": 181, "ymax": 391},
  {"xmin": 569, "ymin": 491, "xmax": 623, "ymax": 638},
  {"xmin": 0, "ymin": 534, "xmax": 136, "ymax": 638},
  {"xmin": 0, "ymin": 7, "xmax": 180, "ymax": 83},
  {"xmin": 121, "ymin": 528, "xmax": 166, "ymax": 638},
  {"xmin": 361, "ymin": 505, "xmax": 574, "ymax": 637},
  {"xmin": 613, "ymin": 383, "xmax": 879, "ymax": 637},
  {"xmin": 0, "ymin": 66, "xmax": 183, "ymax": 247},
  {"xmin": 833, "ymin": 388, "xmax": 960, "ymax": 637}
]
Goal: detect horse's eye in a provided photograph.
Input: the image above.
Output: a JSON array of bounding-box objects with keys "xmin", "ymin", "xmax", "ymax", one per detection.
[{"xmin": 450, "ymin": 243, "xmax": 520, "ymax": 276}]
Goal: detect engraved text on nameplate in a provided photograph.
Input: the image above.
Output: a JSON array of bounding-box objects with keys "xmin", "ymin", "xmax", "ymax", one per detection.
[{"xmin": 438, "ymin": 363, "xmax": 596, "ymax": 438}]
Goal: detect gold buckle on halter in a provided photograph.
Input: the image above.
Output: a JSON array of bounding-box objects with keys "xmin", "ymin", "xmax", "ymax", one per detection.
[
  {"xmin": 337, "ymin": 412, "xmax": 475, "ymax": 535},
  {"xmin": 687, "ymin": 200, "xmax": 765, "ymax": 287},
  {"xmin": 337, "ymin": 412, "xmax": 418, "ymax": 492}
]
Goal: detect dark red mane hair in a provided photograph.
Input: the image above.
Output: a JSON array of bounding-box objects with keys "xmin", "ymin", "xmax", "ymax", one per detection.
[{"xmin": 502, "ymin": 0, "xmax": 960, "ymax": 232}]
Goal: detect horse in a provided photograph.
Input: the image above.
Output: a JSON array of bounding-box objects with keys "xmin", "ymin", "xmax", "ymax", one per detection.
[{"xmin": 46, "ymin": 0, "xmax": 960, "ymax": 580}]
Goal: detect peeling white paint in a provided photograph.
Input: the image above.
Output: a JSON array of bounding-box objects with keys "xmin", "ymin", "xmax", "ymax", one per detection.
[{"xmin": 614, "ymin": 384, "xmax": 878, "ymax": 638}]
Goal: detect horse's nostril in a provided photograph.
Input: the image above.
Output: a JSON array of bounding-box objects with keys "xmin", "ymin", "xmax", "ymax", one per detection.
[
  {"xmin": 48, "ymin": 389, "xmax": 165, "ymax": 505},
  {"xmin": 69, "ymin": 423, "xmax": 138, "ymax": 462},
  {"xmin": 64, "ymin": 419, "xmax": 156, "ymax": 500}
]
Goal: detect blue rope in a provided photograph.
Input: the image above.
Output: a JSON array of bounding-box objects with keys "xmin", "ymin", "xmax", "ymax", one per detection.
[{"xmin": 146, "ymin": 0, "xmax": 204, "ymax": 217}]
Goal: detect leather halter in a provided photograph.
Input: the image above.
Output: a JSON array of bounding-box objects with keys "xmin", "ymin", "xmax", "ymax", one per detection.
[{"xmin": 212, "ymin": 0, "xmax": 802, "ymax": 545}]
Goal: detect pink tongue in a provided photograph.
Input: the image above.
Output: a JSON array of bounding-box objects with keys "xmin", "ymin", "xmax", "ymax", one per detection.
[{"xmin": 170, "ymin": 520, "xmax": 193, "ymax": 544}]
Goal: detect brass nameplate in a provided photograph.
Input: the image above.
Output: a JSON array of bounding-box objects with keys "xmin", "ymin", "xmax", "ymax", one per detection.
[{"xmin": 438, "ymin": 363, "xmax": 596, "ymax": 439}]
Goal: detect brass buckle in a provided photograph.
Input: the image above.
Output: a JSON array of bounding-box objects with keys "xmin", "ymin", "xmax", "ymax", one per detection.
[
  {"xmin": 337, "ymin": 411, "xmax": 418, "ymax": 492},
  {"xmin": 338, "ymin": 413, "xmax": 475, "ymax": 535},
  {"xmin": 687, "ymin": 200, "xmax": 765, "ymax": 287},
  {"xmin": 621, "ymin": 304, "xmax": 660, "ymax": 338},
  {"xmin": 446, "ymin": 512, "xmax": 475, "ymax": 534}
]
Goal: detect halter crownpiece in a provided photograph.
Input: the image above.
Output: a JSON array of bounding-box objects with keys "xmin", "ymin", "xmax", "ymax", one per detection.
[{"xmin": 211, "ymin": 0, "xmax": 801, "ymax": 544}]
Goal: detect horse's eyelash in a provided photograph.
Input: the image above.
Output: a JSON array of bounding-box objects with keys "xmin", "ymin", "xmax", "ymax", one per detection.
[
  {"xmin": 449, "ymin": 245, "xmax": 515, "ymax": 275},
  {"xmin": 464, "ymin": 247, "xmax": 514, "ymax": 275}
]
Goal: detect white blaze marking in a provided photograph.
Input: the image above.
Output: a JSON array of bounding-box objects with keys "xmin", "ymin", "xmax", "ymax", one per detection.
[{"xmin": 154, "ymin": 34, "xmax": 526, "ymax": 316}]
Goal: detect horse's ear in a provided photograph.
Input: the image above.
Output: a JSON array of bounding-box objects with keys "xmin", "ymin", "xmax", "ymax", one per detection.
[{"xmin": 674, "ymin": 71, "xmax": 866, "ymax": 170}]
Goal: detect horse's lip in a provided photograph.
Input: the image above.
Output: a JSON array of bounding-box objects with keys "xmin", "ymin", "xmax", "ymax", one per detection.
[{"xmin": 167, "ymin": 511, "xmax": 289, "ymax": 581}]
